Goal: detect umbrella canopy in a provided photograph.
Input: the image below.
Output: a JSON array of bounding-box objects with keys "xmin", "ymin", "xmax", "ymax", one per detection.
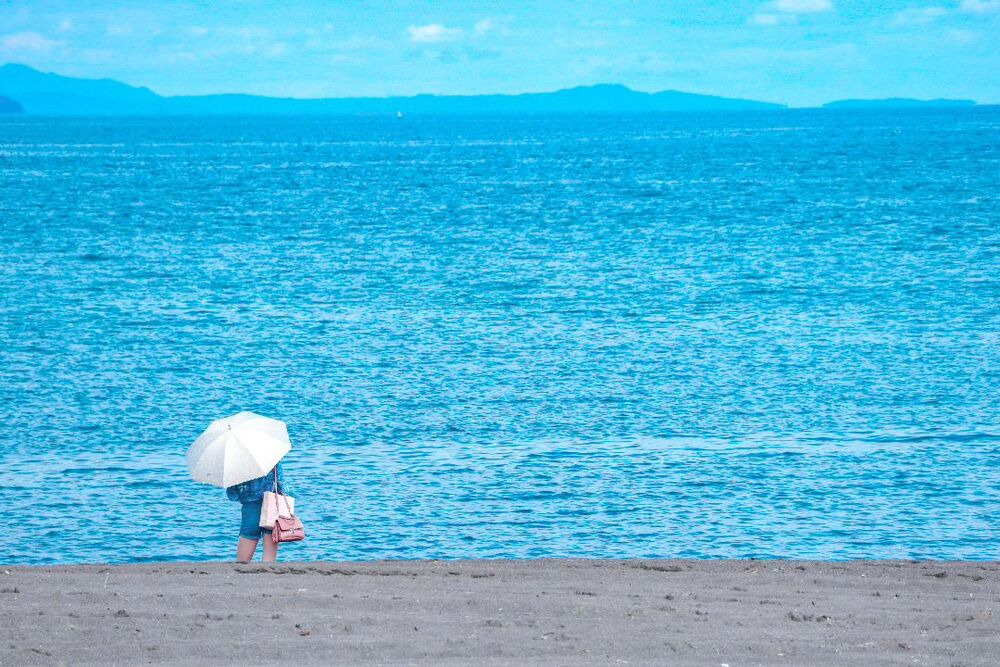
[{"xmin": 187, "ymin": 411, "xmax": 290, "ymax": 488}]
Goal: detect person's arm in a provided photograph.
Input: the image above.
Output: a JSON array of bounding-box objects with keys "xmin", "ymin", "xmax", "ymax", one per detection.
[{"xmin": 276, "ymin": 462, "xmax": 292, "ymax": 496}]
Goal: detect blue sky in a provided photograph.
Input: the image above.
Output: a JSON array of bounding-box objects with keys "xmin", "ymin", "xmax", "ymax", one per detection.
[{"xmin": 1, "ymin": 0, "xmax": 998, "ymax": 106}]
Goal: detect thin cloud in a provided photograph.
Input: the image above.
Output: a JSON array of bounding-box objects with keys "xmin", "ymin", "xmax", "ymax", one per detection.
[
  {"xmin": 947, "ymin": 28, "xmax": 981, "ymax": 42},
  {"xmin": 770, "ymin": 0, "xmax": 833, "ymax": 12},
  {"xmin": 749, "ymin": 13, "xmax": 796, "ymax": 25},
  {"xmin": 720, "ymin": 42, "xmax": 860, "ymax": 67},
  {"xmin": 331, "ymin": 35, "xmax": 392, "ymax": 51},
  {"xmin": 890, "ymin": 7, "xmax": 949, "ymax": 26},
  {"xmin": 263, "ymin": 43, "xmax": 288, "ymax": 58},
  {"xmin": 1, "ymin": 31, "xmax": 62, "ymax": 52},
  {"xmin": 473, "ymin": 19, "xmax": 494, "ymax": 36},
  {"xmin": 752, "ymin": 0, "xmax": 832, "ymax": 26},
  {"xmin": 218, "ymin": 26, "xmax": 271, "ymax": 41},
  {"xmin": 889, "ymin": 1, "xmax": 998, "ymax": 28},
  {"xmin": 407, "ymin": 24, "xmax": 464, "ymax": 43},
  {"xmin": 472, "ymin": 16, "xmax": 513, "ymax": 37},
  {"xmin": 959, "ymin": 0, "xmax": 1000, "ymax": 12}
]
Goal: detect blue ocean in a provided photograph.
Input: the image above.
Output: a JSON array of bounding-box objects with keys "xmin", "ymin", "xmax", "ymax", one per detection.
[{"xmin": 1, "ymin": 110, "xmax": 997, "ymax": 565}]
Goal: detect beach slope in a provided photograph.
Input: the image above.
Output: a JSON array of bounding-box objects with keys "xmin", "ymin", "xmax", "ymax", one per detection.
[{"xmin": 1, "ymin": 559, "xmax": 997, "ymax": 665}]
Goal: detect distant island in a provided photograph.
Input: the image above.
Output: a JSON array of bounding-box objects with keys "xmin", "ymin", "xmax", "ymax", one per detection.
[
  {"xmin": 822, "ymin": 98, "xmax": 977, "ymax": 110},
  {"xmin": 0, "ymin": 94, "xmax": 23, "ymax": 113},
  {"xmin": 0, "ymin": 63, "xmax": 985, "ymax": 115},
  {"xmin": 0, "ymin": 63, "xmax": 784, "ymax": 114}
]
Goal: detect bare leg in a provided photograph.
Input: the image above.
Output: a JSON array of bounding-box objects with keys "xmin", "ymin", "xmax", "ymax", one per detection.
[
  {"xmin": 262, "ymin": 534, "xmax": 279, "ymax": 562},
  {"xmin": 236, "ymin": 537, "xmax": 258, "ymax": 563}
]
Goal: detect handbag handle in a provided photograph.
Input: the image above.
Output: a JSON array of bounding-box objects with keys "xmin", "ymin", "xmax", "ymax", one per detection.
[{"xmin": 271, "ymin": 466, "xmax": 295, "ymax": 518}]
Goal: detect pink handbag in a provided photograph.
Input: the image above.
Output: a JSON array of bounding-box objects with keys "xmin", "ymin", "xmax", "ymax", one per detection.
[
  {"xmin": 268, "ymin": 468, "xmax": 305, "ymax": 544},
  {"xmin": 273, "ymin": 513, "xmax": 305, "ymax": 543}
]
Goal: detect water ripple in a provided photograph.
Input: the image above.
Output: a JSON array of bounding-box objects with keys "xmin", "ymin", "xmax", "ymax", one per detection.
[{"xmin": 1, "ymin": 111, "xmax": 998, "ymax": 564}]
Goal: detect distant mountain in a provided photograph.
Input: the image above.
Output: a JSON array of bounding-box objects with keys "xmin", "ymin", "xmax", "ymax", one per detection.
[
  {"xmin": 822, "ymin": 98, "xmax": 976, "ymax": 110},
  {"xmin": 0, "ymin": 94, "xmax": 23, "ymax": 113},
  {"xmin": 0, "ymin": 63, "xmax": 785, "ymax": 114},
  {"xmin": 0, "ymin": 63, "xmax": 160, "ymax": 113},
  {"xmin": 5, "ymin": 63, "xmax": 983, "ymax": 115}
]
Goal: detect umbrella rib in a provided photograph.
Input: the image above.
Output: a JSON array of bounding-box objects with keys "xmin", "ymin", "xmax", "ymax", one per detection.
[{"xmin": 225, "ymin": 432, "xmax": 289, "ymax": 485}]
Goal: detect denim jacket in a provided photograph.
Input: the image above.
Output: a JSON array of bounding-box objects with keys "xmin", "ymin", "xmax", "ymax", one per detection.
[{"xmin": 226, "ymin": 463, "xmax": 289, "ymax": 504}]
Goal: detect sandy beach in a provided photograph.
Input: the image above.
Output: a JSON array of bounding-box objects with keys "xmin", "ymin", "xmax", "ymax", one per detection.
[{"xmin": 1, "ymin": 559, "xmax": 997, "ymax": 665}]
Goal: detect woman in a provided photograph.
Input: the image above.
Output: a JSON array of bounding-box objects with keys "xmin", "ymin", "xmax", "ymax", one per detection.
[{"xmin": 226, "ymin": 463, "xmax": 290, "ymax": 563}]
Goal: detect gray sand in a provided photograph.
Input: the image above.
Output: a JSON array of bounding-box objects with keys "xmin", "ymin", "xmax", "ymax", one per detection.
[{"xmin": 1, "ymin": 559, "xmax": 997, "ymax": 665}]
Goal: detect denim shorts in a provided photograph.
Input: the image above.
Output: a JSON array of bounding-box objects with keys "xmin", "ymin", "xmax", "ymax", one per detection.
[{"xmin": 240, "ymin": 500, "xmax": 273, "ymax": 540}]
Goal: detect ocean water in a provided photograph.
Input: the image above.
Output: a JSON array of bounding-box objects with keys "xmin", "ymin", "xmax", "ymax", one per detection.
[{"xmin": 0, "ymin": 110, "xmax": 997, "ymax": 565}]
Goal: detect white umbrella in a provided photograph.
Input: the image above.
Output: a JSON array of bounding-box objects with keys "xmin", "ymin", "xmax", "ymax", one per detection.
[{"xmin": 187, "ymin": 411, "xmax": 290, "ymax": 488}]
